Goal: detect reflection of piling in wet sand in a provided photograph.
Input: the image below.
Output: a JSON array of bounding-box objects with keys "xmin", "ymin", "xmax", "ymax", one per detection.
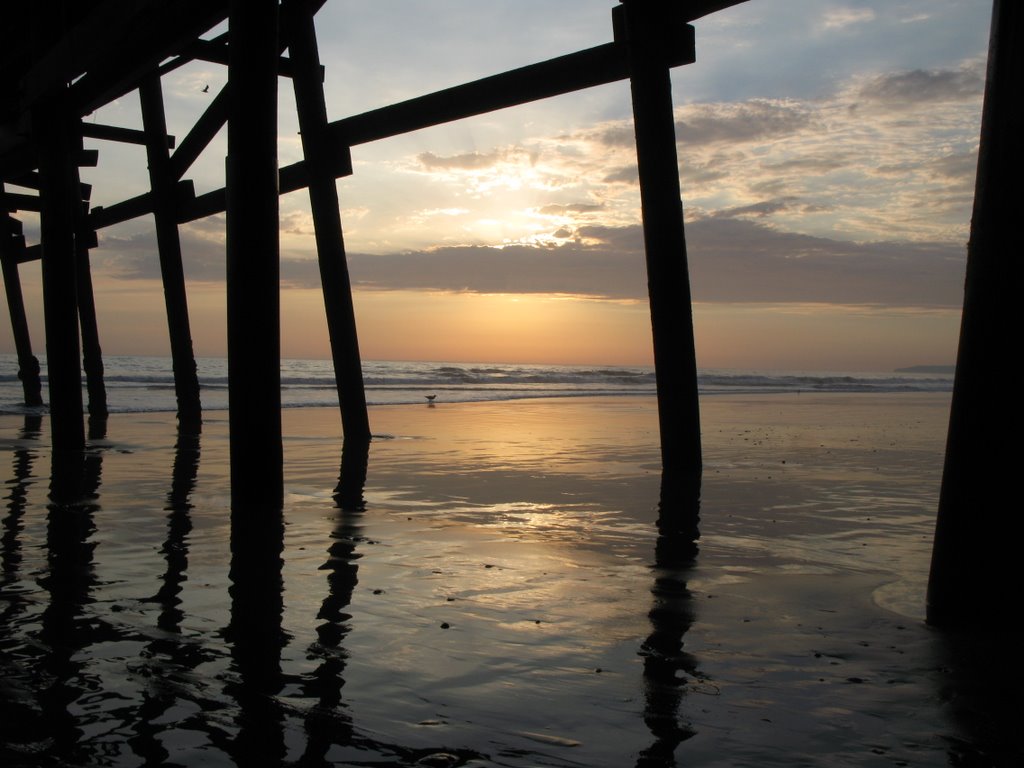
[{"xmin": 636, "ymin": 530, "xmax": 699, "ymax": 766}]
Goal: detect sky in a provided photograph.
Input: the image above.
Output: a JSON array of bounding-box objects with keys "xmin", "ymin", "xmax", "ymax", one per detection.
[{"xmin": 1, "ymin": 0, "xmax": 994, "ymax": 371}]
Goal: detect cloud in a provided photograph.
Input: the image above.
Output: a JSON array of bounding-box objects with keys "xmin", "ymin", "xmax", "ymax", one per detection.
[
  {"xmin": 417, "ymin": 150, "xmax": 503, "ymax": 170},
  {"xmin": 537, "ymin": 203, "xmax": 605, "ymax": 215},
  {"xmin": 601, "ymin": 165, "xmax": 639, "ymax": 185},
  {"xmin": 927, "ymin": 151, "xmax": 977, "ymax": 181},
  {"xmin": 89, "ymin": 214, "xmax": 965, "ymax": 312},
  {"xmin": 674, "ymin": 100, "xmax": 814, "ymax": 145},
  {"xmin": 856, "ymin": 65, "xmax": 984, "ymax": 107},
  {"xmin": 681, "ymin": 218, "xmax": 965, "ymax": 306},
  {"xmin": 278, "ymin": 219, "xmax": 966, "ymax": 308},
  {"xmin": 595, "ymin": 125, "xmax": 636, "ymax": 148},
  {"xmin": 819, "ymin": 8, "xmax": 876, "ymax": 31},
  {"xmin": 713, "ymin": 199, "xmax": 795, "ymax": 218},
  {"xmin": 281, "ymin": 210, "xmax": 315, "ymax": 236},
  {"xmin": 94, "ymin": 221, "xmax": 226, "ymax": 282}
]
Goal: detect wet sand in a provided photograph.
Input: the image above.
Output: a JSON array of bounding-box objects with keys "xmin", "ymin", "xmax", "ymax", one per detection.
[{"xmin": 1, "ymin": 393, "xmax": 1019, "ymax": 766}]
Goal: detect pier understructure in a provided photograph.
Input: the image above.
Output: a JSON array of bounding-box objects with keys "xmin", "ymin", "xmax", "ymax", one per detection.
[{"xmin": 0, "ymin": 1, "xmax": 1018, "ymax": 626}]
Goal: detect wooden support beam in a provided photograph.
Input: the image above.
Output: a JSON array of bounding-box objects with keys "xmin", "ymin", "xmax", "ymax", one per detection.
[
  {"xmin": 81, "ymin": 121, "xmax": 175, "ymax": 149},
  {"xmin": 13, "ymin": 230, "xmax": 95, "ymax": 267},
  {"xmin": 73, "ymin": 185, "xmax": 109, "ymax": 425},
  {"xmin": 140, "ymin": 74, "xmax": 202, "ymax": 426},
  {"xmin": 34, "ymin": 16, "xmax": 691, "ymax": 232},
  {"xmin": 3, "ymin": 192, "xmax": 40, "ymax": 212},
  {"xmin": 22, "ymin": 0, "xmax": 178, "ymax": 102},
  {"xmin": 4, "ymin": 173, "xmax": 40, "ymax": 191},
  {"xmin": 0, "ymin": 196, "xmax": 43, "ymax": 407},
  {"xmin": 180, "ymin": 149, "xmax": 352, "ymax": 223},
  {"xmin": 68, "ymin": 1, "xmax": 231, "ymax": 118},
  {"xmin": 616, "ymin": 0, "xmax": 702, "ymax": 531},
  {"xmin": 286, "ymin": 0, "xmax": 371, "ymax": 443},
  {"xmin": 88, "ymin": 181, "xmax": 194, "ymax": 229},
  {"xmin": 173, "ymin": 37, "xmax": 315, "ymax": 80},
  {"xmin": 0, "ymin": 150, "xmax": 37, "ymax": 185},
  {"xmin": 162, "ymin": 1, "xmax": 328, "ymax": 179},
  {"xmin": 15, "ymin": 243, "xmax": 39, "ymax": 265},
  {"xmin": 35, "ymin": 95, "xmax": 85, "ymax": 450},
  {"xmin": 88, "ymin": 143, "xmax": 352, "ymax": 228},
  {"xmin": 226, "ymin": 0, "xmax": 283, "ymax": 509},
  {"xmin": 168, "ymin": 86, "xmax": 230, "ymax": 182},
  {"xmin": 325, "ymin": 34, "xmax": 694, "ymax": 149},
  {"xmin": 2, "ymin": 172, "xmax": 91, "ymax": 201},
  {"xmin": 927, "ymin": 0, "xmax": 1022, "ymax": 628}
]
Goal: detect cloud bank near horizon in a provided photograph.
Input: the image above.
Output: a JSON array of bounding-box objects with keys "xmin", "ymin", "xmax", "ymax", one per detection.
[{"xmin": 95, "ymin": 215, "xmax": 965, "ymax": 309}]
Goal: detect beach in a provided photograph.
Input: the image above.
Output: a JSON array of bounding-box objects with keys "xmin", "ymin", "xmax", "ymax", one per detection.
[{"xmin": 2, "ymin": 392, "xmax": 1017, "ymax": 767}]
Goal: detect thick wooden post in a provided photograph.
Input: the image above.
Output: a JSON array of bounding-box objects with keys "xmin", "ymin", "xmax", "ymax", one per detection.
[
  {"xmin": 35, "ymin": 95, "xmax": 86, "ymax": 451},
  {"xmin": 226, "ymin": 0, "xmax": 282, "ymax": 508},
  {"xmin": 616, "ymin": 1, "xmax": 701, "ymax": 532},
  {"xmin": 0, "ymin": 201, "xmax": 44, "ymax": 407},
  {"xmin": 927, "ymin": 1, "xmax": 1022, "ymax": 628},
  {"xmin": 140, "ymin": 75, "xmax": 203, "ymax": 427},
  {"xmin": 72, "ymin": 168, "xmax": 108, "ymax": 426},
  {"xmin": 286, "ymin": 0, "xmax": 371, "ymax": 443}
]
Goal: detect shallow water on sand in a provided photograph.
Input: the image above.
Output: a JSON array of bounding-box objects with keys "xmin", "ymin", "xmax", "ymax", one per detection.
[{"xmin": 1, "ymin": 395, "xmax": 1018, "ymax": 766}]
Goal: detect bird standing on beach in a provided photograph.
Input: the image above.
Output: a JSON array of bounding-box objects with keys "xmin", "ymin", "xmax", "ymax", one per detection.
[{"xmin": 426, "ymin": 394, "xmax": 437, "ymax": 406}]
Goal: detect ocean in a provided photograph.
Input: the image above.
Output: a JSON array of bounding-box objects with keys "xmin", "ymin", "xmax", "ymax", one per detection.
[{"xmin": 0, "ymin": 353, "xmax": 954, "ymax": 415}]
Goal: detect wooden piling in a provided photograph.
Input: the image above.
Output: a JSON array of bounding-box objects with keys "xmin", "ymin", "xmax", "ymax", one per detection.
[
  {"xmin": 226, "ymin": 0, "xmax": 283, "ymax": 508},
  {"xmin": 616, "ymin": 0, "xmax": 702, "ymax": 528},
  {"xmin": 927, "ymin": 0, "xmax": 1022, "ymax": 628},
  {"xmin": 140, "ymin": 75, "xmax": 203, "ymax": 427},
  {"xmin": 35, "ymin": 94, "xmax": 85, "ymax": 451},
  {"xmin": 286, "ymin": 0, "xmax": 371, "ymax": 443},
  {"xmin": 72, "ymin": 164, "xmax": 108, "ymax": 424},
  {"xmin": 0, "ymin": 198, "xmax": 44, "ymax": 407}
]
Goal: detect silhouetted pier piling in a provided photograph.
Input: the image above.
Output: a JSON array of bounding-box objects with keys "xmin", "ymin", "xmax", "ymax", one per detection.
[{"xmin": 927, "ymin": 0, "xmax": 1021, "ymax": 628}]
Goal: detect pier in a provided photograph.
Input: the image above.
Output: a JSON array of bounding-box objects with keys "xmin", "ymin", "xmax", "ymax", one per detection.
[{"xmin": 0, "ymin": 0, "xmax": 1019, "ymax": 626}]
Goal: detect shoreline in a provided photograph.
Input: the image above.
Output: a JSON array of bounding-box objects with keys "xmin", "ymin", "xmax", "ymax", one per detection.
[{"xmin": 0, "ymin": 387, "xmax": 952, "ymax": 424}]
